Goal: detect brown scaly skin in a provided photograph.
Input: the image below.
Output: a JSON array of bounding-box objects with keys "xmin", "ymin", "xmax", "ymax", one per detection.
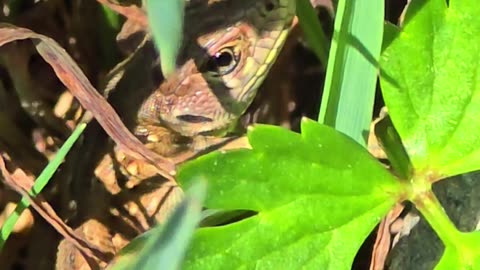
[
  {"xmin": 55, "ymin": 1, "xmax": 295, "ymax": 269},
  {"xmin": 139, "ymin": 0, "xmax": 296, "ymax": 138}
]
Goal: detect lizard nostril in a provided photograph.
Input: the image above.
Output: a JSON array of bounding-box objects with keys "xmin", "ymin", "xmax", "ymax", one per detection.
[{"xmin": 176, "ymin": 114, "xmax": 213, "ymax": 123}]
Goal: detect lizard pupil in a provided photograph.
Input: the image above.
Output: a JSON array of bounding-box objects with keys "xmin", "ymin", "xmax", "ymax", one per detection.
[
  {"xmin": 214, "ymin": 51, "xmax": 233, "ymax": 67},
  {"xmin": 204, "ymin": 47, "xmax": 239, "ymax": 76}
]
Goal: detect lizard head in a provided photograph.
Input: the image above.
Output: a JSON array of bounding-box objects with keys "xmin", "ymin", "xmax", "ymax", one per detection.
[{"xmin": 139, "ymin": 0, "xmax": 295, "ymax": 137}]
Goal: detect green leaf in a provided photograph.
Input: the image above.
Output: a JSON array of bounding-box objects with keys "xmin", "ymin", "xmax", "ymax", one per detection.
[
  {"xmin": 178, "ymin": 118, "xmax": 401, "ymax": 270},
  {"xmin": 380, "ymin": 0, "xmax": 480, "ymax": 178},
  {"xmin": 146, "ymin": 0, "xmax": 185, "ymax": 76},
  {"xmin": 435, "ymin": 232, "xmax": 480, "ymax": 270},
  {"xmin": 109, "ymin": 180, "xmax": 206, "ymax": 270},
  {"xmin": 0, "ymin": 123, "xmax": 86, "ymax": 250},
  {"xmin": 319, "ymin": 0, "xmax": 384, "ymax": 146}
]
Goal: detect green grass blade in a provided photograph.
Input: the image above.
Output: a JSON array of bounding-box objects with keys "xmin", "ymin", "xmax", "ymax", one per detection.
[
  {"xmin": 99, "ymin": 5, "xmax": 121, "ymax": 69},
  {"xmin": 100, "ymin": 5, "xmax": 121, "ymax": 30},
  {"xmin": 296, "ymin": 0, "xmax": 329, "ymax": 66},
  {"xmin": 0, "ymin": 123, "xmax": 86, "ymax": 250},
  {"xmin": 146, "ymin": 0, "xmax": 185, "ymax": 77},
  {"xmin": 318, "ymin": 0, "xmax": 384, "ymax": 146},
  {"xmin": 0, "ymin": 197, "xmax": 29, "ymax": 250}
]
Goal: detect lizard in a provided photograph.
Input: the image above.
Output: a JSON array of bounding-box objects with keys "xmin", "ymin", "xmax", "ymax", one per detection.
[{"xmin": 55, "ymin": 0, "xmax": 296, "ymax": 269}]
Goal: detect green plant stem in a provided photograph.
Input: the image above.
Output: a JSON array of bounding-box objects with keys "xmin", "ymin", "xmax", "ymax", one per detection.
[
  {"xmin": 456, "ymin": 232, "xmax": 480, "ymax": 264},
  {"xmin": 413, "ymin": 189, "xmax": 461, "ymax": 249},
  {"xmin": 415, "ymin": 191, "xmax": 480, "ymax": 266}
]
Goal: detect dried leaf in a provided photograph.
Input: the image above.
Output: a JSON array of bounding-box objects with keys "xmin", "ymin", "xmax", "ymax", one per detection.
[
  {"xmin": 96, "ymin": 0, "xmax": 148, "ymax": 28},
  {"xmin": 0, "ymin": 155, "xmax": 109, "ymax": 268},
  {"xmin": 0, "ymin": 23, "xmax": 176, "ymax": 180}
]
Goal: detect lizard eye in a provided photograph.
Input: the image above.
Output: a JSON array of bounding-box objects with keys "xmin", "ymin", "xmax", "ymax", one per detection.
[{"xmin": 204, "ymin": 47, "xmax": 240, "ymax": 76}]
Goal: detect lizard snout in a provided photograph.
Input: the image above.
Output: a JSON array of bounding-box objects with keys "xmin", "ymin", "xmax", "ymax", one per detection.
[{"xmin": 176, "ymin": 114, "xmax": 213, "ymax": 123}]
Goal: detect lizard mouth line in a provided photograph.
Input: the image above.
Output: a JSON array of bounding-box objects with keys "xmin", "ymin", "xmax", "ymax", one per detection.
[{"xmin": 176, "ymin": 114, "xmax": 213, "ymax": 123}]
